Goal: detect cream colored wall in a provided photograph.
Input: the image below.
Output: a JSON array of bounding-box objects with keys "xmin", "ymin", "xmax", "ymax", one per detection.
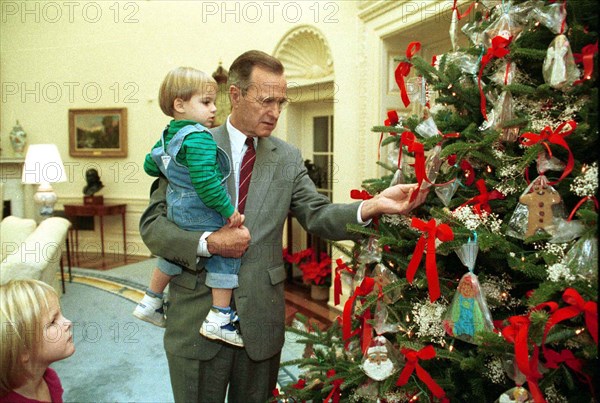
[
  {"xmin": 1, "ymin": 1, "xmax": 362, "ymax": 256},
  {"xmin": 1, "ymin": 0, "xmax": 456, "ymax": 266}
]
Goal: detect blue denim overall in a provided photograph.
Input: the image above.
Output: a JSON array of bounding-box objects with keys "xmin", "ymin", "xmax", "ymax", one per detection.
[{"xmin": 152, "ymin": 123, "xmax": 241, "ymax": 289}]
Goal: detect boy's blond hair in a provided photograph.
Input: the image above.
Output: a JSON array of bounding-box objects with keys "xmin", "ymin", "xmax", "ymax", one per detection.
[
  {"xmin": 0, "ymin": 279, "xmax": 56, "ymax": 396},
  {"xmin": 159, "ymin": 67, "xmax": 217, "ymax": 117}
]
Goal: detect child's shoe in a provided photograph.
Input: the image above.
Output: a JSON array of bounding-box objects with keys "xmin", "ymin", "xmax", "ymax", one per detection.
[
  {"xmin": 199, "ymin": 309, "xmax": 244, "ymax": 347},
  {"xmin": 133, "ymin": 294, "xmax": 166, "ymax": 328}
]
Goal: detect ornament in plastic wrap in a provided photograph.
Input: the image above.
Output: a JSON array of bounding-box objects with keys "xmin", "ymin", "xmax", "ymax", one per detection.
[
  {"xmin": 506, "ymin": 175, "xmax": 566, "ymax": 239},
  {"xmin": 530, "ymin": 1, "xmax": 567, "ymax": 35},
  {"xmin": 543, "ymin": 35, "xmax": 580, "ymax": 90},
  {"xmin": 443, "ymin": 272, "xmax": 494, "ymax": 342},
  {"xmin": 562, "ymin": 234, "xmax": 598, "ymax": 280},
  {"xmin": 462, "ymin": 18, "xmax": 485, "ymax": 46},
  {"xmin": 494, "ymin": 91, "xmax": 520, "ymax": 142},
  {"xmin": 496, "ymin": 356, "xmax": 532, "ymax": 402},
  {"xmin": 479, "ymin": 108, "xmax": 497, "ymax": 131},
  {"xmin": 360, "ymin": 237, "xmax": 382, "ymax": 263},
  {"xmin": 442, "ymin": 238, "xmax": 494, "ymax": 343},
  {"xmin": 435, "ymin": 179, "xmax": 460, "ymax": 206},
  {"xmin": 549, "ymin": 219, "xmax": 585, "ymax": 243},
  {"xmin": 374, "ymin": 299, "xmax": 400, "ymax": 335},
  {"xmin": 420, "ymin": 144, "xmax": 443, "ymax": 192},
  {"xmin": 537, "ymin": 152, "xmax": 565, "ymax": 174},
  {"xmin": 415, "ymin": 115, "xmax": 440, "ymax": 139},
  {"xmin": 353, "ymin": 237, "xmax": 381, "ymax": 289},
  {"xmin": 406, "ymin": 75, "xmax": 427, "ymax": 106},
  {"xmin": 491, "ymin": 60, "xmax": 517, "ymax": 86},
  {"xmin": 445, "ymin": 51, "xmax": 480, "ymax": 75},
  {"xmin": 483, "ymin": 9, "xmax": 522, "ymax": 46},
  {"xmin": 497, "ymin": 387, "xmax": 532, "ymax": 403},
  {"xmin": 360, "ymin": 335, "xmax": 400, "ymax": 381},
  {"xmin": 388, "ymin": 148, "xmax": 414, "ymax": 186},
  {"xmin": 371, "ymin": 263, "xmax": 402, "ymax": 304}
]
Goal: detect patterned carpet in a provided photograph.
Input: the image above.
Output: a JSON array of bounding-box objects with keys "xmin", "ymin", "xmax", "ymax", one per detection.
[{"xmin": 53, "ymin": 259, "xmax": 302, "ymax": 402}]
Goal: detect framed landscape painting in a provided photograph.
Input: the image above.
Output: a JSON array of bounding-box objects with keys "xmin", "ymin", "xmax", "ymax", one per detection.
[{"xmin": 69, "ymin": 108, "xmax": 127, "ymax": 157}]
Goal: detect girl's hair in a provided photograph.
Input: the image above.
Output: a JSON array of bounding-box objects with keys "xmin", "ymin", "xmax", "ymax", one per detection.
[
  {"xmin": 158, "ymin": 67, "xmax": 217, "ymax": 117},
  {"xmin": 0, "ymin": 279, "xmax": 56, "ymax": 396}
]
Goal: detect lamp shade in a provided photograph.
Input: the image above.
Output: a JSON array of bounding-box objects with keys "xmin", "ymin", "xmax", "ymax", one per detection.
[{"xmin": 22, "ymin": 144, "xmax": 67, "ymax": 184}]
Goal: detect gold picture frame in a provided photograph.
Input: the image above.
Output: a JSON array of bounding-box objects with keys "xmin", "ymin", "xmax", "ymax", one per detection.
[{"xmin": 69, "ymin": 108, "xmax": 127, "ymax": 157}]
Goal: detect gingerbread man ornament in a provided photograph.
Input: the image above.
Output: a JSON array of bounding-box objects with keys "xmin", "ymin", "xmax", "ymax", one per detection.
[{"xmin": 519, "ymin": 182, "xmax": 562, "ymax": 237}]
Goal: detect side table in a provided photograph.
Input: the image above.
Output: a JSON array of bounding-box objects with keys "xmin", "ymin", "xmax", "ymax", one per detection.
[{"xmin": 63, "ymin": 204, "xmax": 127, "ymax": 263}]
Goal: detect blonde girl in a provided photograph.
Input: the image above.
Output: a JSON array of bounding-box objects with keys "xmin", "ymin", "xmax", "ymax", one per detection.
[{"xmin": 1, "ymin": 279, "xmax": 74, "ymax": 402}]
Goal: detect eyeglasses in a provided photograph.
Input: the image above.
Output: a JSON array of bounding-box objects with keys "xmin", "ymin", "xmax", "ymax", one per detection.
[{"xmin": 247, "ymin": 94, "xmax": 290, "ymax": 111}]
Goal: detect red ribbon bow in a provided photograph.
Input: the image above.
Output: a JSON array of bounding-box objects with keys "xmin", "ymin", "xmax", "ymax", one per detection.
[
  {"xmin": 447, "ymin": 155, "xmax": 475, "ymax": 186},
  {"xmin": 396, "ymin": 345, "xmax": 446, "ymax": 399},
  {"xmin": 452, "ymin": 0, "xmax": 475, "ymax": 20},
  {"xmin": 459, "ymin": 179, "xmax": 505, "ymax": 215},
  {"xmin": 502, "ymin": 315, "xmax": 548, "ymax": 403},
  {"xmin": 519, "ymin": 120, "xmax": 576, "ymax": 185},
  {"xmin": 324, "ymin": 370, "xmax": 344, "ymax": 403},
  {"xmin": 502, "ymin": 316, "xmax": 533, "ymax": 378},
  {"xmin": 526, "ymin": 346, "xmax": 546, "ymax": 403},
  {"xmin": 478, "ymin": 35, "xmax": 512, "ymax": 120},
  {"xmin": 406, "ymin": 218, "xmax": 454, "ymax": 302},
  {"xmin": 378, "ymin": 110, "xmax": 401, "ymax": 160},
  {"xmin": 385, "ymin": 110, "xmax": 399, "ymax": 129},
  {"xmin": 334, "ymin": 259, "xmax": 355, "ymax": 306},
  {"xmin": 574, "ymin": 41, "xmax": 598, "ymax": 81},
  {"xmin": 459, "ymin": 159, "xmax": 476, "ymax": 186},
  {"xmin": 544, "ymin": 348, "xmax": 594, "ymax": 396},
  {"xmin": 544, "ymin": 288, "xmax": 598, "ymax": 345},
  {"xmin": 399, "ymin": 132, "xmax": 430, "ymax": 202},
  {"xmin": 350, "ymin": 189, "xmax": 373, "ymax": 200},
  {"xmin": 342, "ymin": 277, "xmax": 375, "ymax": 347},
  {"xmin": 395, "ymin": 42, "xmax": 421, "ymax": 107}
]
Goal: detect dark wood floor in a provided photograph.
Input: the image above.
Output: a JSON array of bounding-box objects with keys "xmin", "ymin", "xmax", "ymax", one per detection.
[{"xmin": 66, "ymin": 252, "xmax": 340, "ymax": 329}]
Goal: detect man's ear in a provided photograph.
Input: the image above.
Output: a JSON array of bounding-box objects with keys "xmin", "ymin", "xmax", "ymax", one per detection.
[
  {"xmin": 229, "ymin": 85, "xmax": 240, "ymax": 107},
  {"xmin": 173, "ymin": 98, "xmax": 186, "ymax": 114}
]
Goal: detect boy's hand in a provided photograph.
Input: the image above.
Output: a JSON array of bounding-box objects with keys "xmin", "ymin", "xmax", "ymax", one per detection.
[{"xmin": 227, "ymin": 210, "xmax": 244, "ymax": 227}]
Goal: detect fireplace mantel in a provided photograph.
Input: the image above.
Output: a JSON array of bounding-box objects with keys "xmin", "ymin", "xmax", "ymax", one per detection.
[{"xmin": 1, "ymin": 157, "xmax": 26, "ymax": 217}]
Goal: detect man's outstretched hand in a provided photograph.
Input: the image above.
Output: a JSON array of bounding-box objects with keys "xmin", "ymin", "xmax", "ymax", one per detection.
[{"xmin": 360, "ymin": 183, "xmax": 429, "ymax": 221}]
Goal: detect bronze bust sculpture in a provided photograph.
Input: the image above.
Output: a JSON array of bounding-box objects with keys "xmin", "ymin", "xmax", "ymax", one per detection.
[{"xmin": 83, "ymin": 168, "xmax": 104, "ymax": 196}]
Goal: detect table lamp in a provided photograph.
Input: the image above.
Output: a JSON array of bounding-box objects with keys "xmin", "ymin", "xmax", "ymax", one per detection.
[{"xmin": 22, "ymin": 144, "xmax": 67, "ymax": 218}]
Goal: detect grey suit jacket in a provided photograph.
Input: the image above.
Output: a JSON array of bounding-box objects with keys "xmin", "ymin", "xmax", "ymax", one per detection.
[{"xmin": 139, "ymin": 125, "xmax": 362, "ymax": 361}]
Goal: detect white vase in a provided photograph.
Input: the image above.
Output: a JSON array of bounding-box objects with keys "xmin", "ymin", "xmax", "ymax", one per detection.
[{"xmin": 9, "ymin": 120, "xmax": 26, "ymax": 157}]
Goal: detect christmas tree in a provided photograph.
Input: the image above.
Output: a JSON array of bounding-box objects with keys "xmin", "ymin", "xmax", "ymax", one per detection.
[{"xmin": 277, "ymin": 1, "xmax": 598, "ymax": 402}]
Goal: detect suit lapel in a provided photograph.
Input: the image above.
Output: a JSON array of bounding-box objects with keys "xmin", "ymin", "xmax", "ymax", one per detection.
[{"xmin": 210, "ymin": 126, "xmax": 236, "ymax": 201}]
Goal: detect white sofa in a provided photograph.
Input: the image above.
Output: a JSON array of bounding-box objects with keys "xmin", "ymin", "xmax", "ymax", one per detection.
[{"xmin": 0, "ymin": 215, "xmax": 71, "ymax": 294}]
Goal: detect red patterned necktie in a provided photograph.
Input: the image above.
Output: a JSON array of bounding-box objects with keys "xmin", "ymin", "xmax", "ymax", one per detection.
[{"xmin": 237, "ymin": 137, "xmax": 256, "ymax": 214}]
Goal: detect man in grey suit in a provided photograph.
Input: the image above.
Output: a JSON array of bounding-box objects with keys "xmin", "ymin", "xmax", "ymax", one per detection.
[{"xmin": 139, "ymin": 50, "xmax": 425, "ymax": 402}]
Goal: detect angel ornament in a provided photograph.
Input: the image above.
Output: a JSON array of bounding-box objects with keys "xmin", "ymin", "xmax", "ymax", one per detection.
[{"xmin": 543, "ymin": 34, "xmax": 580, "ymax": 89}]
